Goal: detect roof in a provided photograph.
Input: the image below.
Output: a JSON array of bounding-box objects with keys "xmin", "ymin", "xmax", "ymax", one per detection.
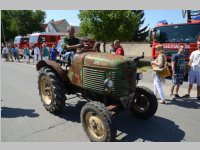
[
  {"xmin": 52, "ymin": 23, "xmax": 68, "ymax": 33},
  {"xmin": 30, "ymin": 32, "xmax": 66, "ymax": 36},
  {"xmin": 45, "ymin": 19, "xmax": 80, "ymax": 34},
  {"xmin": 155, "ymin": 22, "xmax": 200, "ymax": 28},
  {"xmin": 51, "ymin": 19, "xmax": 65, "ymax": 25},
  {"xmin": 50, "ymin": 19, "xmax": 70, "ymax": 33}
]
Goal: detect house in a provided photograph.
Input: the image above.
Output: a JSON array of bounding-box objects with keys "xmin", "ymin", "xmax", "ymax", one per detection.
[{"xmin": 44, "ymin": 19, "xmax": 80, "ymax": 34}]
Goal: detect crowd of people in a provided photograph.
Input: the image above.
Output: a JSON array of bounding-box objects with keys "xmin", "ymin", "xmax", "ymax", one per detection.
[
  {"xmin": 152, "ymin": 39, "xmax": 200, "ymax": 104},
  {"xmin": 1, "ymin": 43, "xmax": 61, "ymax": 64}
]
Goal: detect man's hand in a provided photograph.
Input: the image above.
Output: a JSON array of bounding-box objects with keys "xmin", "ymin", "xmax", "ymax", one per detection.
[{"xmin": 173, "ymin": 71, "xmax": 176, "ymax": 77}]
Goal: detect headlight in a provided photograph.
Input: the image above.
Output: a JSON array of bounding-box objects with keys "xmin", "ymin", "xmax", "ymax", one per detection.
[
  {"xmin": 137, "ymin": 73, "xmax": 143, "ymax": 80},
  {"xmin": 107, "ymin": 80, "xmax": 113, "ymax": 88},
  {"xmin": 104, "ymin": 78, "xmax": 113, "ymax": 92}
]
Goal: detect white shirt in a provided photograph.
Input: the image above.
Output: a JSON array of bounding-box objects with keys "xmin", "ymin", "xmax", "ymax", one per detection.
[
  {"xmin": 34, "ymin": 47, "xmax": 41, "ymax": 56},
  {"xmin": 190, "ymin": 50, "xmax": 200, "ymax": 72},
  {"xmin": 2, "ymin": 47, "xmax": 9, "ymax": 54}
]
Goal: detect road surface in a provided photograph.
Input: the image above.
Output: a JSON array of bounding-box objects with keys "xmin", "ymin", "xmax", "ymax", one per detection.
[{"xmin": 1, "ymin": 60, "xmax": 200, "ymax": 142}]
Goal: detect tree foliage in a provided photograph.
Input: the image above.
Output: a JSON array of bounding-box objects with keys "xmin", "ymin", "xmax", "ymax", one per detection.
[
  {"xmin": 78, "ymin": 10, "xmax": 148, "ymax": 42},
  {"xmin": 1, "ymin": 10, "xmax": 46, "ymax": 42},
  {"xmin": 131, "ymin": 10, "xmax": 148, "ymax": 41}
]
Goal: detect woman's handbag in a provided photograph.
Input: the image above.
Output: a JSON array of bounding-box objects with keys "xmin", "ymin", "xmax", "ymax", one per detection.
[
  {"xmin": 152, "ymin": 54, "xmax": 171, "ymax": 79},
  {"xmin": 158, "ymin": 65, "xmax": 171, "ymax": 78}
]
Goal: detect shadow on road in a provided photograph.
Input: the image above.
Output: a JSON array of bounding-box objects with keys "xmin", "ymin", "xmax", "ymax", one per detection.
[
  {"xmin": 114, "ymin": 111, "xmax": 185, "ymax": 142},
  {"xmin": 1, "ymin": 106, "xmax": 39, "ymax": 118},
  {"xmin": 55, "ymin": 99, "xmax": 185, "ymax": 142},
  {"xmin": 165, "ymin": 98, "xmax": 200, "ymax": 109},
  {"xmin": 57, "ymin": 100, "xmax": 86, "ymax": 123}
]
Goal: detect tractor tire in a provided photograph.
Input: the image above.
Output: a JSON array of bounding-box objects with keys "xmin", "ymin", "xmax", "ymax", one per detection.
[
  {"xmin": 38, "ymin": 66, "xmax": 66, "ymax": 114},
  {"xmin": 130, "ymin": 86, "xmax": 158, "ymax": 119},
  {"xmin": 81, "ymin": 101, "xmax": 116, "ymax": 142}
]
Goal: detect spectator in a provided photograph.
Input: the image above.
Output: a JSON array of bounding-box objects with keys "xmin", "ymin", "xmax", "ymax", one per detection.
[
  {"xmin": 170, "ymin": 44, "xmax": 186, "ymax": 98},
  {"xmin": 93, "ymin": 42, "xmax": 101, "ymax": 52},
  {"xmin": 2, "ymin": 45, "xmax": 9, "ymax": 61},
  {"xmin": 62, "ymin": 26, "xmax": 82, "ymax": 69},
  {"xmin": 33, "ymin": 44, "xmax": 41, "ymax": 64},
  {"xmin": 183, "ymin": 39, "xmax": 200, "ymax": 100},
  {"xmin": 1, "ymin": 44, "xmax": 4, "ymax": 57},
  {"xmin": 113, "ymin": 40, "xmax": 124, "ymax": 56},
  {"xmin": 12, "ymin": 45, "xmax": 20, "ymax": 62},
  {"xmin": 58, "ymin": 43, "xmax": 65, "ymax": 66},
  {"xmin": 109, "ymin": 43, "xmax": 115, "ymax": 54},
  {"xmin": 49, "ymin": 45, "xmax": 58, "ymax": 61},
  {"xmin": 151, "ymin": 45, "xmax": 167, "ymax": 104},
  {"xmin": 23, "ymin": 44, "xmax": 30, "ymax": 63},
  {"xmin": 8, "ymin": 44, "xmax": 14, "ymax": 62},
  {"xmin": 30, "ymin": 46, "xmax": 34, "ymax": 63},
  {"xmin": 41, "ymin": 44, "xmax": 49, "ymax": 60}
]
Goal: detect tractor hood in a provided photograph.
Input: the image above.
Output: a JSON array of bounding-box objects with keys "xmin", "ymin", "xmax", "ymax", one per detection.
[{"xmin": 84, "ymin": 52, "xmax": 128, "ymax": 69}]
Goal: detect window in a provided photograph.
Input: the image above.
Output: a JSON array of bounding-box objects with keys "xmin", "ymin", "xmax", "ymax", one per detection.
[
  {"xmin": 50, "ymin": 36, "xmax": 56, "ymax": 42},
  {"xmin": 14, "ymin": 37, "xmax": 21, "ymax": 44},
  {"xmin": 40, "ymin": 36, "xmax": 46, "ymax": 42},
  {"xmin": 22, "ymin": 38, "xmax": 29, "ymax": 43},
  {"xmin": 155, "ymin": 24, "xmax": 200, "ymax": 43},
  {"xmin": 29, "ymin": 36, "xmax": 39, "ymax": 43}
]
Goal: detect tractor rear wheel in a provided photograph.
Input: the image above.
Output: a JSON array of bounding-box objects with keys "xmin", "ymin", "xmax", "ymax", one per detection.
[{"xmin": 38, "ymin": 67, "xmax": 66, "ymax": 114}]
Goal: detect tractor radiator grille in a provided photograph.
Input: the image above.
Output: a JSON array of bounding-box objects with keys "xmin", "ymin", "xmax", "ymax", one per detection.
[
  {"xmin": 83, "ymin": 67, "xmax": 135, "ymax": 97},
  {"xmin": 83, "ymin": 67, "xmax": 105, "ymax": 92}
]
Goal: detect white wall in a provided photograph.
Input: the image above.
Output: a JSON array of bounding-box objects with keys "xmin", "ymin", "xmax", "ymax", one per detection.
[{"xmin": 100, "ymin": 42, "xmax": 152, "ymax": 58}]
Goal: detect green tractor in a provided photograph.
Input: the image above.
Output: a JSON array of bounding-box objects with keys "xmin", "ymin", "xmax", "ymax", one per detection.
[{"xmin": 36, "ymin": 51, "xmax": 158, "ymax": 142}]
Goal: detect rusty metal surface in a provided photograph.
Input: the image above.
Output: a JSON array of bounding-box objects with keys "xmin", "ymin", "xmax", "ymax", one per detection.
[
  {"xmin": 67, "ymin": 52, "xmax": 91, "ymax": 86},
  {"xmin": 36, "ymin": 60, "xmax": 68, "ymax": 82},
  {"xmin": 84, "ymin": 52, "xmax": 126, "ymax": 69},
  {"xmin": 67, "ymin": 63, "xmax": 83, "ymax": 86}
]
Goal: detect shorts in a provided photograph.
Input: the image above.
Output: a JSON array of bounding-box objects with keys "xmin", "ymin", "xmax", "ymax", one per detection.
[
  {"xmin": 172, "ymin": 73, "xmax": 184, "ymax": 85},
  {"xmin": 188, "ymin": 70, "xmax": 200, "ymax": 86}
]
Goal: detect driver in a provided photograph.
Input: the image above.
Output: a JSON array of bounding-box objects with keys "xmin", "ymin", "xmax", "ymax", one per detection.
[{"xmin": 62, "ymin": 26, "xmax": 83, "ymax": 69}]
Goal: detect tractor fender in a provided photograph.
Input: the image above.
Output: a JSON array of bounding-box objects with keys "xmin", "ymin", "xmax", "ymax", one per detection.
[{"xmin": 36, "ymin": 60, "xmax": 68, "ymax": 82}]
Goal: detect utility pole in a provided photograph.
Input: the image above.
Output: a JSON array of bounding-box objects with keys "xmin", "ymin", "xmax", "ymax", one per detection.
[{"xmin": 1, "ymin": 21, "xmax": 6, "ymax": 46}]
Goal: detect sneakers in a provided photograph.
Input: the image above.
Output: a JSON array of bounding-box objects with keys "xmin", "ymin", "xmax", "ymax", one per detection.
[
  {"xmin": 182, "ymin": 94, "xmax": 190, "ymax": 98},
  {"xmin": 159, "ymin": 100, "xmax": 166, "ymax": 104},
  {"xmin": 174, "ymin": 94, "xmax": 181, "ymax": 98}
]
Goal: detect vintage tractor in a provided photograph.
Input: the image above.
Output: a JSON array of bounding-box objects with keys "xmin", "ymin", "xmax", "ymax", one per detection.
[{"xmin": 36, "ymin": 51, "xmax": 158, "ymax": 142}]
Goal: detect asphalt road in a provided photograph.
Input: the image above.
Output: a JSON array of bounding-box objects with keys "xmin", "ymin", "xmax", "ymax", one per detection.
[{"xmin": 1, "ymin": 60, "xmax": 200, "ymax": 142}]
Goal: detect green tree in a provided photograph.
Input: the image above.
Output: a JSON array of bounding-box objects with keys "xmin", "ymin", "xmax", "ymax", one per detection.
[
  {"xmin": 1, "ymin": 10, "xmax": 46, "ymax": 42},
  {"xmin": 78, "ymin": 10, "xmax": 148, "ymax": 51},
  {"xmin": 131, "ymin": 10, "xmax": 148, "ymax": 41}
]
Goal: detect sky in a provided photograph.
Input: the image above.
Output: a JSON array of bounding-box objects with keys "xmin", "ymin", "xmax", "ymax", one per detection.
[{"xmin": 45, "ymin": 10, "xmax": 187, "ymax": 28}]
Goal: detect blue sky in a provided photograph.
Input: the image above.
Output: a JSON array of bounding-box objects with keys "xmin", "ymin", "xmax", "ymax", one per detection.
[{"xmin": 45, "ymin": 10, "xmax": 187, "ymax": 28}]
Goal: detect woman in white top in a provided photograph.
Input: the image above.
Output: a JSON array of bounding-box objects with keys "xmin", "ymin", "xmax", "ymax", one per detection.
[{"xmin": 151, "ymin": 45, "xmax": 167, "ymax": 104}]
